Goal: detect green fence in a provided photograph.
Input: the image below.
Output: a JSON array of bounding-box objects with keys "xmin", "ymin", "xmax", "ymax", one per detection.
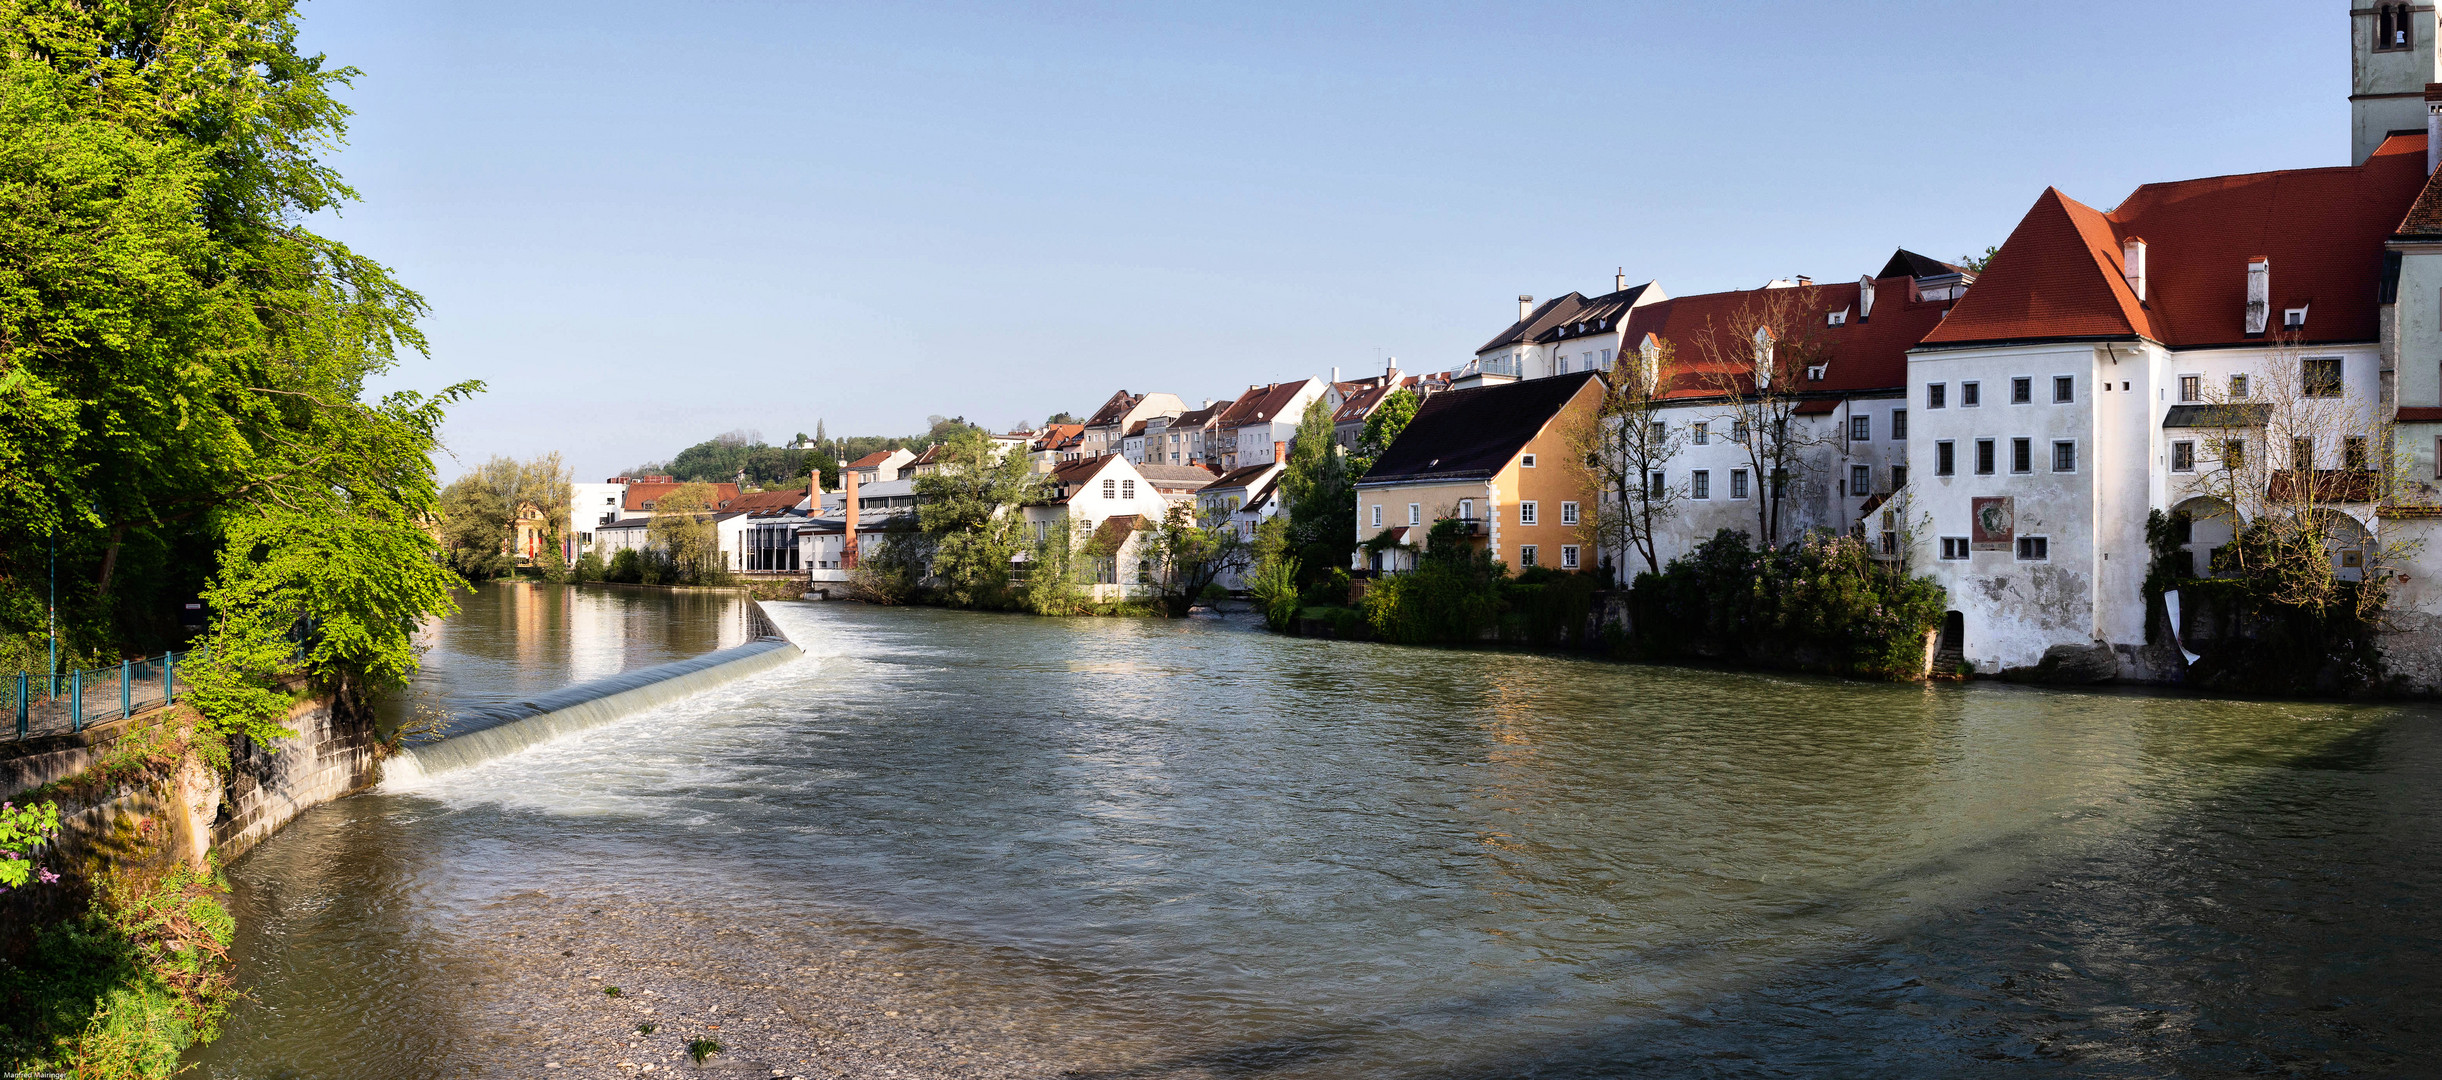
[{"xmin": 7, "ymin": 649, "xmax": 198, "ymax": 741}]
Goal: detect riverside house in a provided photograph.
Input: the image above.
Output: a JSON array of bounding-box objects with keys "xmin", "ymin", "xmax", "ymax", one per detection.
[
  {"xmin": 1355, "ymin": 371, "xmax": 1604, "ymax": 575},
  {"xmin": 1024, "ymin": 455, "xmax": 1190, "ymax": 598}
]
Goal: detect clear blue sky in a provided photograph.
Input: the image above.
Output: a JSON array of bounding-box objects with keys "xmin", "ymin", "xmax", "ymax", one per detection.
[{"xmin": 302, "ymin": 1, "xmax": 2344, "ymax": 483}]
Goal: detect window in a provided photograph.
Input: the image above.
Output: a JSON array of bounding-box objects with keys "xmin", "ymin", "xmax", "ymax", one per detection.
[
  {"xmin": 2179, "ymin": 375, "xmax": 2201, "ymax": 402},
  {"xmin": 1850, "ymin": 415, "xmax": 1871, "ymax": 441},
  {"xmin": 1728, "ymin": 419, "xmax": 1749, "ymax": 443},
  {"xmin": 2011, "ymin": 376, "xmax": 2032, "ymax": 404},
  {"xmin": 2017, "ymin": 536, "xmax": 2049, "ymax": 561},
  {"xmin": 1731, "ymin": 469, "xmax": 1750, "ymax": 499},
  {"xmin": 2011, "ymin": 438, "xmax": 2032, "ymax": 473},
  {"xmin": 1137, "ymin": 560, "xmax": 1153, "ymax": 585},
  {"xmin": 2346, "ymin": 436, "xmax": 2369, "ymax": 470},
  {"xmin": 1408, "ymin": 503, "xmax": 1421, "ymax": 525},
  {"xmin": 1928, "ymin": 383, "xmax": 1947, "ymax": 409},
  {"xmin": 2294, "ymin": 436, "xmax": 2315, "ymax": 471},
  {"xmin": 2222, "ymin": 439, "xmax": 2247, "ymax": 470},
  {"xmin": 1121, "ymin": 479, "xmax": 1135, "ymax": 500},
  {"xmin": 1975, "ymin": 438, "xmax": 1996, "ymax": 475},
  {"xmin": 1602, "ymin": 348, "xmax": 1613, "ymax": 365},
  {"xmin": 2053, "ymin": 376, "xmax": 2074, "ymax": 403},
  {"xmin": 1520, "ymin": 453, "xmax": 1538, "ymax": 470},
  {"xmin": 2380, "ymin": 2, "xmax": 2415, "ymax": 49},
  {"xmin": 1647, "ymin": 421, "xmax": 1665, "ymax": 447},
  {"xmin": 1941, "ymin": 537, "xmax": 1970, "ymax": 560},
  {"xmin": 1561, "ymin": 501, "xmax": 1579, "ymax": 525},
  {"xmin": 1562, "ymin": 545, "xmax": 1580, "ymax": 569},
  {"xmin": 1829, "ymin": 309, "xmax": 1848, "ymax": 326},
  {"xmin": 2304, "ymin": 357, "xmax": 2342, "ymax": 397},
  {"xmin": 1851, "ymin": 464, "xmax": 1871, "ymax": 494},
  {"xmin": 1519, "ymin": 545, "xmax": 1538, "ymax": 568},
  {"xmin": 1892, "ymin": 465, "xmax": 1908, "ymax": 489},
  {"xmin": 2172, "ymin": 440, "xmax": 2196, "ymax": 472},
  {"xmin": 1693, "ymin": 421, "xmax": 1710, "ymax": 445},
  {"xmin": 1458, "ymin": 498, "xmax": 1474, "ymax": 520},
  {"xmin": 1101, "ymin": 478, "xmax": 1116, "ymax": 498},
  {"xmin": 1647, "ymin": 472, "xmax": 1665, "ymax": 498},
  {"xmin": 2052, "ymin": 440, "xmax": 2076, "ymax": 472},
  {"xmin": 1771, "ymin": 469, "xmax": 1790, "ymax": 498},
  {"xmin": 2284, "ymin": 307, "xmax": 2307, "ymax": 330},
  {"xmin": 1961, "ymin": 381, "xmax": 1981, "ymax": 407},
  {"xmin": 1936, "ymin": 441, "xmax": 1956, "ymax": 476},
  {"xmin": 1372, "ymin": 504, "xmax": 1383, "ymax": 528},
  {"xmin": 1891, "ymin": 409, "xmax": 1907, "ymax": 439},
  {"xmin": 2231, "ymin": 374, "xmax": 2250, "ymax": 399},
  {"xmin": 1692, "ymin": 470, "xmax": 1711, "ymax": 499}
]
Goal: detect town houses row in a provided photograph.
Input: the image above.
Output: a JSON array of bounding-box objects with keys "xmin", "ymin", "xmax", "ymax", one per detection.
[{"xmin": 564, "ymin": 7, "xmax": 2442, "ymax": 682}]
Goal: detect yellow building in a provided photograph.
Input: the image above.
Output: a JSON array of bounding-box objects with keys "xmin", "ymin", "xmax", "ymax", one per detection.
[{"xmin": 1354, "ymin": 371, "xmax": 1603, "ymax": 576}]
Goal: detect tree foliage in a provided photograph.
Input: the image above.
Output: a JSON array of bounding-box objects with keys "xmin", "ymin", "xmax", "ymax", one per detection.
[
  {"xmin": 644, "ymin": 484, "xmax": 727, "ymax": 585},
  {"xmin": 1350, "ymin": 388, "xmax": 1417, "ymax": 478},
  {"xmin": 436, "ymin": 454, "xmax": 570, "ymax": 581},
  {"xmin": 912, "ymin": 427, "xmax": 1043, "ymax": 608},
  {"xmin": 0, "ymin": 0, "xmax": 476, "ymax": 740},
  {"xmin": 1637, "ymin": 530, "xmax": 1946, "ymax": 679},
  {"xmin": 1279, "ymin": 397, "xmax": 1354, "ymax": 583},
  {"xmin": 1572, "ymin": 344, "xmax": 1684, "ymax": 579},
  {"xmin": 1138, "ymin": 503, "xmax": 1249, "ymax": 615}
]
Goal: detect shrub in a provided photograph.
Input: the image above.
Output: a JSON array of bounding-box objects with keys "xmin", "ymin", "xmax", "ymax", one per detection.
[
  {"xmin": 1637, "ymin": 529, "xmax": 1946, "ymax": 679},
  {"xmin": 1361, "ymin": 522, "xmax": 1507, "ymax": 645},
  {"xmin": 570, "ymin": 550, "xmax": 606, "ymax": 584},
  {"xmin": 604, "ymin": 548, "xmax": 643, "ymax": 584}
]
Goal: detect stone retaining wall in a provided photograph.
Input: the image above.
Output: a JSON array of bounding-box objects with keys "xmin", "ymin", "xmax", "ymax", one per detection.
[{"xmin": 210, "ymin": 692, "xmax": 380, "ymax": 861}]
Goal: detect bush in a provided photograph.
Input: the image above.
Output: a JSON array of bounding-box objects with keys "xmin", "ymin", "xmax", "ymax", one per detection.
[
  {"xmin": 603, "ymin": 548, "xmax": 643, "ymax": 584},
  {"xmin": 570, "ymin": 550, "xmax": 606, "ymax": 584},
  {"xmin": 1361, "ymin": 523, "xmax": 1507, "ymax": 645},
  {"xmin": 1636, "ymin": 529, "xmax": 1946, "ymax": 679},
  {"xmin": 0, "ymin": 863, "xmax": 236, "ymax": 1077}
]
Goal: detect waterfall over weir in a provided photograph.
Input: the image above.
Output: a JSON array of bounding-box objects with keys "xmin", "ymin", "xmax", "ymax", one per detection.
[{"xmin": 383, "ymin": 622, "xmax": 802, "ymax": 786}]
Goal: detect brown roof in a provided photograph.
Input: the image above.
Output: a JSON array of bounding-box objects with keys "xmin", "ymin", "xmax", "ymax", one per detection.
[
  {"xmin": 846, "ymin": 450, "xmax": 895, "ymax": 469},
  {"xmin": 1032, "ymin": 424, "xmax": 1084, "ymax": 451},
  {"xmin": 730, "ymin": 488, "xmax": 809, "ymax": 516},
  {"xmin": 1082, "ymin": 514, "xmax": 1149, "ymax": 556},
  {"xmin": 1203, "ymin": 462, "xmax": 1279, "ymax": 490},
  {"xmin": 1926, "ymin": 133, "xmax": 2428, "ymax": 349},
  {"xmin": 1220, "ymin": 379, "xmax": 1317, "ymax": 431},
  {"xmin": 1084, "ymin": 390, "xmax": 1142, "ymax": 428},
  {"xmin": 623, "ymin": 482, "xmax": 742, "ymax": 513},
  {"xmin": 1171, "ymin": 400, "xmax": 1228, "ymax": 428},
  {"xmin": 1619, "ymin": 276, "xmax": 1953, "ymax": 400}
]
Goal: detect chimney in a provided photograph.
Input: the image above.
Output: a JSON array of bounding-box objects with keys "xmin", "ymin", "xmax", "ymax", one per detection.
[
  {"xmin": 2245, "ymin": 257, "xmax": 2271, "ymax": 336},
  {"xmin": 1795, "ymin": 275, "xmax": 1813, "ymax": 287},
  {"xmin": 2123, "ymin": 238, "xmax": 2148, "ymax": 301},
  {"xmin": 1386, "ymin": 357, "xmax": 1400, "ymax": 383},
  {"xmin": 1616, "ymin": 267, "xmax": 1627, "ymax": 292},
  {"xmin": 2428, "ymin": 84, "xmax": 2442, "ymax": 174},
  {"xmin": 1858, "ymin": 276, "xmax": 1876, "ymax": 321},
  {"xmin": 1274, "ymin": 439, "xmax": 1286, "ymax": 463},
  {"xmin": 1331, "ymin": 365, "xmax": 1340, "ymax": 384},
  {"xmin": 841, "ymin": 466, "xmax": 861, "ymax": 570},
  {"xmin": 1518, "ymin": 294, "xmax": 1534, "ymax": 322}
]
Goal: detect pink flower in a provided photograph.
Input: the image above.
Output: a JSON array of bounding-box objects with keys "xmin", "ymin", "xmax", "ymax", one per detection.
[{"xmin": 36, "ymin": 868, "xmax": 58, "ymax": 884}]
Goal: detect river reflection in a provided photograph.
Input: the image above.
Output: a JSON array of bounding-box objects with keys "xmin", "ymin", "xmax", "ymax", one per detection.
[{"xmin": 195, "ymin": 593, "xmax": 2442, "ymax": 1077}]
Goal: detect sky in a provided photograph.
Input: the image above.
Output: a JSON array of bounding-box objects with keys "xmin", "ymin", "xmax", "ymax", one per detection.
[{"xmin": 297, "ymin": 1, "xmax": 2347, "ymax": 483}]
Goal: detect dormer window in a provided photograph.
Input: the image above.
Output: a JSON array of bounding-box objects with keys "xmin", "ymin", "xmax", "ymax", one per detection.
[
  {"xmin": 1828, "ymin": 308, "xmax": 1848, "ymax": 326},
  {"xmin": 1806, "ymin": 364, "xmax": 1828, "ymax": 381},
  {"xmin": 2284, "ymin": 306, "xmax": 2309, "ymax": 330}
]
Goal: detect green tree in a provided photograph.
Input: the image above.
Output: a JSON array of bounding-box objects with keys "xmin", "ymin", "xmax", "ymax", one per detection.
[
  {"xmin": 645, "ymin": 484, "xmax": 727, "ymax": 584},
  {"xmin": 1350, "ymin": 388, "xmax": 1418, "ymax": 478},
  {"xmin": 0, "ymin": 2, "xmax": 479, "ymax": 738},
  {"xmin": 1246, "ymin": 518, "xmax": 1301, "ymax": 631},
  {"xmin": 913, "ymin": 427, "xmax": 1044, "ymax": 607},
  {"xmin": 1139, "ymin": 503, "xmax": 1249, "ymax": 615},
  {"xmin": 1278, "ymin": 398, "xmax": 1355, "ymax": 584},
  {"xmin": 436, "ymin": 454, "xmax": 571, "ymax": 580}
]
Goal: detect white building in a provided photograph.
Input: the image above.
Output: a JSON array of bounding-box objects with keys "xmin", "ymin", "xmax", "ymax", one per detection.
[
  {"xmin": 1898, "ymin": 116, "xmax": 2430, "ymax": 672},
  {"xmin": 1022, "ymin": 455, "xmax": 1183, "ymax": 599},
  {"xmin": 1464, "ymin": 273, "xmax": 1665, "ymax": 384},
  {"xmin": 1214, "ymin": 378, "xmax": 1326, "ymax": 471}
]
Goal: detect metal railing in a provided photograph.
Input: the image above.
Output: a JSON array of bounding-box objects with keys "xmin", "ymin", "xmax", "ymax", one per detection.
[{"xmin": 7, "ymin": 649, "xmax": 199, "ymax": 741}]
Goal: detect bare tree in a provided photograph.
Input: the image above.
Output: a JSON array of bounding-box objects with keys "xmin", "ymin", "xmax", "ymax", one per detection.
[
  {"xmin": 2177, "ymin": 336, "xmax": 2420, "ymax": 619},
  {"xmin": 1689, "ymin": 287, "xmax": 1834, "ymax": 547},
  {"xmin": 1569, "ymin": 338, "xmax": 1687, "ymax": 579}
]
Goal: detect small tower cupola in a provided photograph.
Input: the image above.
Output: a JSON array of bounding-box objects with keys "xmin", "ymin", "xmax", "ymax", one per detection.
[{"xmin": 2122, "ymin": 237, "xmax": 2148, "ymax": 301}]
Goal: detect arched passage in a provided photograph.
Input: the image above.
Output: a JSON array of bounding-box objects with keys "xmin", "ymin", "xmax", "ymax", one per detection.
[{"xmin": 2169, "ymin": 496, "xmax": 2242, "ymax": 577}]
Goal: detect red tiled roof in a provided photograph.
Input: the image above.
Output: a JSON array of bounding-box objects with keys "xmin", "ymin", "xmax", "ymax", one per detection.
[
  {"xmin": 730, "ymin": 488, "xmax": 809, "ymax": 516},
  {"xmin": 846, "ymin": 450, "xmax": 895, "ymax": 469},
  {"xmin": 1032, "ymin": 424, "xmax": 1084, "ymax": 451},
  {"xmin": 1926, "ymin": 134, "xmax": 2429, "ymax": 349},
  {"xmin": 1618, "ymin": 277, "xmax": 1953, "ymax": 401},
  {"xmin": 1084, "ymin": 390, "xmax": 1141, "ymax": 428},
  {"xmin": 1220, "ymin": 379, "xmax": 1317, "ymax": 430},
  {"xmin": 623, "ymin": 482, "xmax": 742, "ymax": 513}
]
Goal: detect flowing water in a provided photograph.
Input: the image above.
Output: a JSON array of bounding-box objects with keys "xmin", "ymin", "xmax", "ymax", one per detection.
[{"xmin": 192, "ymin": 586, "xmax": 2442, "ymax": 1077}]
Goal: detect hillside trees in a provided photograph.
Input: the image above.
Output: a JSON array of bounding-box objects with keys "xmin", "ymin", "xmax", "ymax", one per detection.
[{"xmin": 0, "ymin": 0, "xmax": 476, "ymax": 739}]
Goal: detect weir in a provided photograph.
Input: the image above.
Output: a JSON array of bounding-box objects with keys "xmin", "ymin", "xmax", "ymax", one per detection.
[{"xmin": 384, "ymin": 606, "xmax": 801, "ymax": 784}]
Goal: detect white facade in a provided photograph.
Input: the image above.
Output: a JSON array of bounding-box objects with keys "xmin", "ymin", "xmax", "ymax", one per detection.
[{"xmin": 570, "ymin": 481, "xmax": 626, "ymax": 556}]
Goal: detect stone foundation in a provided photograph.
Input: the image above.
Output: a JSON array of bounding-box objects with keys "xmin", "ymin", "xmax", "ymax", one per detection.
[{"xmin": 210, "ymin": 692, "xmax": 381, "ymax": 862}]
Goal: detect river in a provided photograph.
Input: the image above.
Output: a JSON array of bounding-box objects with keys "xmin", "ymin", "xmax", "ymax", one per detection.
[{"xmin": 190, "ymin": 583, "xmax": 2442, "ymax": 1077}]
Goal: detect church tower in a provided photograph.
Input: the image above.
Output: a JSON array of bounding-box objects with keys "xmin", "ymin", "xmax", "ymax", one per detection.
[{"xmin": 2354, "ymin": 2, "xmax": 2442, "ymax": 164}]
